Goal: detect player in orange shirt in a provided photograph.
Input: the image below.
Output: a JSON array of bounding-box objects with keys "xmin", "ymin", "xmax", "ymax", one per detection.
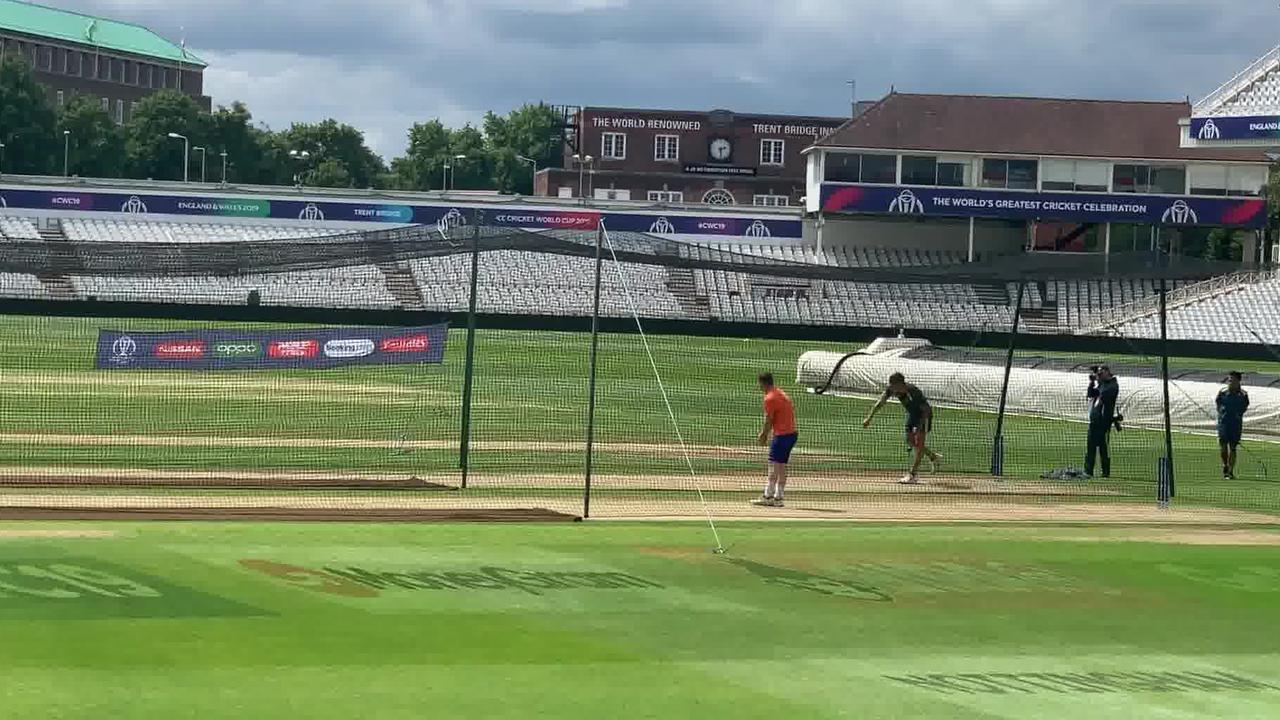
[{"xmin": 753, "ymin": 372, "xmax": 798, "ymax": 508}]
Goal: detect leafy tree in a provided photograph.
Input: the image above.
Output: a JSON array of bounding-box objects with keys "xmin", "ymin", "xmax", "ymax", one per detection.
[
  {"xmin": 276, "ymin": 120, "xmax": 385, "ymax": 188},
  {"xmin": 483, "ymin": 103, "xmax": 560, "ymax": 194},
  {"xmin": 392, "ymin": 119, "xmax": 452, "ymax": 190},
  {"xmin": 56, "ymin": 95, "xmax": 123, "ymax": 178},
  {"xmin": 208, "ymin": 102, "xmax": 275, "ymax": 184},
  {"xmin": 123, "ymin": 90, "xmax": 210, "ymax": 181},
  {"xmin": 0, "ymin": 57, "xmax": 57, "ymax": 175},
  {"xmin": 448, "ymin": 124, "xmax": 489, "ymax": 191},
  {"xmin": 1269, "ymin": 162, "xmax": 1279, "ymax": 234}
]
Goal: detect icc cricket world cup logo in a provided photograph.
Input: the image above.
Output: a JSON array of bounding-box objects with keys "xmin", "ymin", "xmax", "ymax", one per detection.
[
  {"xmin": 1196, "ymin": 119, "xmax": 1221, "ymax": 140},
  {"xmin": 1161, "ymin": 200, "xmax": 1198, "ymax": 225},
  {"xmin": 648, "ymin": 217, "xmax": 676, "ymax": 234},
  {"xmin": 437, "ymin": 208, "xmax": 467, "ymax": 239},
  {"xmin": 888, "ymin": 189, "xmax": 925, "ymax": 215}
]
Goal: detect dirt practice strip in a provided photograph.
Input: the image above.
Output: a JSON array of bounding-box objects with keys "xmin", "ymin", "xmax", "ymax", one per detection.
[
  {"xmin": 0, "ymin": 529, "xmax": 118, "ymax": 538},
  {"xmin": 0, "ymin": 434, "xmax": 849, "ymax": 460},
  {"xmin": 0, "ymin": 508, "xmax": 578, "ymax": 523},
  {"xmin": 0, "ymin": 467, "xmax": 1122, "ymax": 496},
  {"xmin": 1044, "ymin": 529, "xmax": 1280, "ymax": 545},
  {"xmin": 0, "ymin": 494, "xmax": 1273, "ymax": 525}
]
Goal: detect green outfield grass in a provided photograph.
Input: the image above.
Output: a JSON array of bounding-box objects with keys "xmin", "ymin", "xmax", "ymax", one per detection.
[
  {"xmin": 1, "ymin": 521, "xmax": 1278, "ymax": 719},
  {"xmin": 0, "ymin": 314, "xmax": 1277, "ymax": 514}
]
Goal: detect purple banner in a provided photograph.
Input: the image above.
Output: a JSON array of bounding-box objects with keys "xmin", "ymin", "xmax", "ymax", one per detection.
[
  {"xmin": 1190, "ymin": 116, "xmax": 1280, "ymax": 141},
  {"xmin": 820, "ymin": 184, "xmax": 1268, "ymax": 229},
  {"xmin": 0, "ymin": 187, "xmax": 804, "ymax": 239},
  {"xmin": 96, "ymin": 325, "xmax": 448, "ymax": 371}
]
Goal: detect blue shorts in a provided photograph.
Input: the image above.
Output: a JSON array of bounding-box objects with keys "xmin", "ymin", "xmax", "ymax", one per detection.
[
  {"xmin": 769, "ymin": 433, "xmax": 799, "ymax": 464},
  {"xmin": 1219, "ymin": 425, "xmax": 1243, "ymax": 447}
]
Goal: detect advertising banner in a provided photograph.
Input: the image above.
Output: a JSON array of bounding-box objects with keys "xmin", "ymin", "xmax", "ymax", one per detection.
[
  {"xmin": 0, "ymin": 188, "xmax": 804, "ymax": 239},
  {"xmin": 96, "ymin": 324, "xmax": 448, "ymax": 371},
  {"xmin": 1190, "ymin": 116, "xmax": 1280, "ymax": 141},
  {"xmin": 820, "ymin": 184, "xmax": 1268, "ymax": 229}
]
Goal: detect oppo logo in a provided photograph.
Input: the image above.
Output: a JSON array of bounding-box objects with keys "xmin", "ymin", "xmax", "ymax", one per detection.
[
  {"xmin": 323, "ymin": 339, "xmax": 375, "ymax": 359},
  {"xmin": 213, "ymin": 342, "xmax": 262, "ymax": 358}
]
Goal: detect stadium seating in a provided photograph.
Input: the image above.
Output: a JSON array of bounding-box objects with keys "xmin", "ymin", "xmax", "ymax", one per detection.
[
  {"xmin": 0, "ymin": 217, "xmax": 40, "ymax": 240},
  {"xmin": 1108, "ymin": 273, "xmax": 1280, "ymax": 343},
  {"xmin": 0, "ymin": 215, "xmax": 1262, "ymax": 341},
  {"xmin": 1211, "ymin": 65, "xmax": 1280, "ymax": 116}
]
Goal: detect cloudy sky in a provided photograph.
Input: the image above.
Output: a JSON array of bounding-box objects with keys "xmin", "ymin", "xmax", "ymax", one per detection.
[{"xmin": 42, "ymin": 0, "xmax": 1280, "ymax": 160}]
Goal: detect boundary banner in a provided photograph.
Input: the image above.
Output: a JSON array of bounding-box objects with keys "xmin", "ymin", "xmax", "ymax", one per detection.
[{"xmin": 96, "ymin": 324, "xmax": 448, "ymax": 370}]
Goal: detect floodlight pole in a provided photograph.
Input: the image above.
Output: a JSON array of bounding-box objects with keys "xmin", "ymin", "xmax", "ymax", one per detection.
[
  {"xmin": 1158, "ymin": 278, "xmax": 1176, "ymax": 504},
  {"xmin": 583, "ymin": 220, "xmax": 605, "ymax": 518},
  {"xmin": 990, "ymin": 280, "xmax": 1026, "ymax": 476},
  {"xmin": 458, "ymin": 209, "xmax": 483, "ymax": 489}
]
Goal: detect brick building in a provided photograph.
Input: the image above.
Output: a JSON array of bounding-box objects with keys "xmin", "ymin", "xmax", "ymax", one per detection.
[
  {"xmin": 534, "ymin": 106, "xmax": 846, "ymax": 207},
  {"xmin": 0, "ymin": 0, "xmax": 210, "ymax": 124}
]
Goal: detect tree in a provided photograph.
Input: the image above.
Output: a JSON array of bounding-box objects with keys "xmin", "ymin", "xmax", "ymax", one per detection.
[
  {"xmin": 57, "ymin": 95, "xmax": 123, "ymax": 178},
  {"xmin": 0, "ymin": 57, "xmax": 58, "ymax": 175},
  {"xmin": 483, "ymin": 103, "xmax": 561, "ymax": 194},
  {"xmin": 208, "ymin": 102, "xmax": 275, "ymax": 184},
  {"xmin": 392, "ymin": 119, "xmax": 451, "ymax": 190},
  {"xmin": 1269, "ymin": 162, "xmax": 1279, "ymax": 234},
  {"xmin": 448, "ymin": 124, "xmax": 489, "ymax": 191},
  {"xmin": 277, "ymin": 120, "xmax": 385, "ymax": 188},
  {"xmin": 124, "ymin": 90, "xmax": 210, "ymax": 181}
]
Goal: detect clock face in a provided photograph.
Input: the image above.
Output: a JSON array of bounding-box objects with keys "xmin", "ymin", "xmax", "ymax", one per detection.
[{"xmin": 709, "ymin": 138, "xmax": 732, "ymax": 162}]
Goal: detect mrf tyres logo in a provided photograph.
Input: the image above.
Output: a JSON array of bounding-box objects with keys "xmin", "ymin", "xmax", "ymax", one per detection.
[
  {"xmin": 240, "ymin": 559, "xmax": 664, "ymax": 597},
  {"xmin": 726, "ymin": 558, "xmax": 892, "ymax": 602}
]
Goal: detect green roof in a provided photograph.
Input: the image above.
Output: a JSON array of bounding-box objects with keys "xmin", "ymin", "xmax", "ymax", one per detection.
[{"xmin": 0, "ymin": 0, "xmax": 206, "ymax": 67}]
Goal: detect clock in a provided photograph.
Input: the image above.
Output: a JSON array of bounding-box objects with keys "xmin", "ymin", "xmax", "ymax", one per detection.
[{"xmin": 709, "ymin": 138, "xmax": 732, "ymax": 163}]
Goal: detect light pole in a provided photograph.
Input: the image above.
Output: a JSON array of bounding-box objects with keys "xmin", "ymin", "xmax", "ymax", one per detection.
[
  {"xmin": 167, "ymin": 132, "xmax": 189, "ymax": 182},
  {"xmin": 0, "ymin": 141, "xmax": 6, "ymax": 178},
  {"xmin": 572, "ymin": 153, "xmax": 594, "ymax": 200},
  {"xmin": 516, "ymin": 154, "xmax": 538, "ymax": 192},
  {"xmin": 220, "ymin": 150, "xmax": 228, "ymax": 185},
  {"xmin": 62, "ymin": 130, "xmax": 71, "ymax": 177},
  {"xmin": 449, "ymin": 154, "xmax": 467, "ymax": 191},
  {"xmin": 289, "ymin": 149, "xmax": 311, "ymax": 188},
  {"xmin": 193, "ymin": 146, "xmax": 207, "ymax": 183}
]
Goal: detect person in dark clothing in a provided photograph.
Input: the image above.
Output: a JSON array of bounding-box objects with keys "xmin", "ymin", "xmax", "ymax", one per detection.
[
  {"xmin": 1084, "ymin": 365, "xmax": 1119, "ymax": 478},
  {"xmin": 1216, "ymin": 371, "xmax": 1250, "ymax": 480}
]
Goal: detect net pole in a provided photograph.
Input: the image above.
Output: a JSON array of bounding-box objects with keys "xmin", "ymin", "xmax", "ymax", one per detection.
[
  {"xmin": 1159, "ymin": 277, "xmax": 1176, "ymax": 502},
  {"xmin": 990, "ymin": 280, "xmax": 1025, "ymax": 476},
  {"xmin": 458, "ymin": 211, "xmax": 482, "ymax": 489},
  {"xmin": 582, "ymin": 223, "xmax": 605, "ymax": 519}
]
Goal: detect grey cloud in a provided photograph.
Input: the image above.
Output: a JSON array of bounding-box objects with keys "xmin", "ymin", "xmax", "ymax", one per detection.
[{"xmin": 32, "ymin": 0, "xmax": 1280, "ymax": 159}]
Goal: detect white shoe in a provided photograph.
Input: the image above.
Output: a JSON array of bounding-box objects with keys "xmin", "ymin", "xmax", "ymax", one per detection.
[
  {"xmin": 929, "ymin": 455, "xmax": 942, "ymax": 473},
  {"xmin": 751, "ymin": 496, "xmax": 774, "ymax": 507},
  {"xmin": 770, "ymin": 498, "xmax": 785, "ymax": 508},
  {"xmin": 898, "ymin": 474, "xmax": 921, "ymax": 485}
]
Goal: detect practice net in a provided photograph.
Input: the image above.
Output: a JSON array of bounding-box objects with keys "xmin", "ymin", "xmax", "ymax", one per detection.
[{"xmin": 0, "ymin": 213, "xmax": 1276, "ymax": 524}]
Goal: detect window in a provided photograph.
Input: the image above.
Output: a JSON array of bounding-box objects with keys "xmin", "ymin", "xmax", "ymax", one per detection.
[
  {"xmin": 822, "ymin": 153, "xmax": 898, "ymax": 184},
  {"xmin": 859, "ymin": 154, "xmax": 897, "ymax": 184},
  {"xmin": 56, "ymin": 90, "xmax": 65, "ymax": 107},
  {"xmin": 753, "ymin": 194, "xmax": 790, "ymax": 207},
  {"xmin": 56, "ymin": 48, "xmax": 66, "ymax": 73},
  {"xmin": 38, "ymin": 46, "xmax": 52, "ymax": 70},
  {"xmin": 1114, "ymin": 164, "xmax": 1186, "ymax": 194},
  {"xmin": 601, "ymin": 132, "xmax": 626, "ymax": 160},
  {"xmin": 115, "ymin": 99, "xmax": 124, "ymax": 124},
  {"xmin": 69, "ymin": 52, "xmax": 82, "ymax": 77},
  {"xmin": 654, "ymin": 134, "xmax": 679, "ymax": 162},
  {"xmin": 101, "ymin": 97, "xmax": 110, "ymax": 113},
  {"xmin": 760, "ymin": 139, "xmax": 785, "ymax": 165},
  {"xmin": 1192, "ymin": 165, "xmax": 1268, "ymax": 197},
  {"xmin": 901, "ymin": 155, "xmax": 971, "ymax": 187},
  {"xmin": 981, "ymin": 158, "xmax": 1038, "ymax": 189},
  {"xmin": 1042, "ymin": 159, "xmax": 1109, "ymax": 192},
  {"xmin": 1227, "ymin": 166, "xmax": 1267, "ymax": 196},
  {"xmin": 130, "ymin": 101, "xmax": 138, "ymax": 118},
  {"xmin": 145, "ymin": 65, "xmax": 153, "ymax": 88},
  {"xmin": 158, "ymin": 67, "xmax": 167, "ymax": 89},
  {"xmin": 647, "ymin": 191, "xmax": 684, "ymax": 203},
  {"xmin": 702, "ymin": 188, "xmax": 736, "ymax": 205}
]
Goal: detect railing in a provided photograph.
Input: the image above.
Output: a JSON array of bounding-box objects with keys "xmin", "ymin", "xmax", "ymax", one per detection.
[
  {"xmin": 1193, "ymin": 45, "xmax": 1280, "ymax": 115},
  {"xmin": 1084, "ymin": 270, "xmax": 1278, "ymax": 333}
]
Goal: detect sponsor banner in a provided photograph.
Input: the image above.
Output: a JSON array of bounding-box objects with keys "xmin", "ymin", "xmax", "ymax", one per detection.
[
  {"xmin": 682, "ymin": 164, "xmax": 757, "ymax": 177},
  {"xmin": 604, "ymin": 213, "xmax": 787, "ymax": 239},
  {"xmin": 820, "ymin": 183, "xmax": 1269, "ymax": 229},
  {"xmin": 96, "ymin": 324, "xmax": 447, "ymax": 370},
  {"xmin": 0, "ymin": 188, "xmax": 805, "ymax": 239},
  {"xmin": 1191, "ymin": 115, "xmax": 1280, "ymax": 141}
]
